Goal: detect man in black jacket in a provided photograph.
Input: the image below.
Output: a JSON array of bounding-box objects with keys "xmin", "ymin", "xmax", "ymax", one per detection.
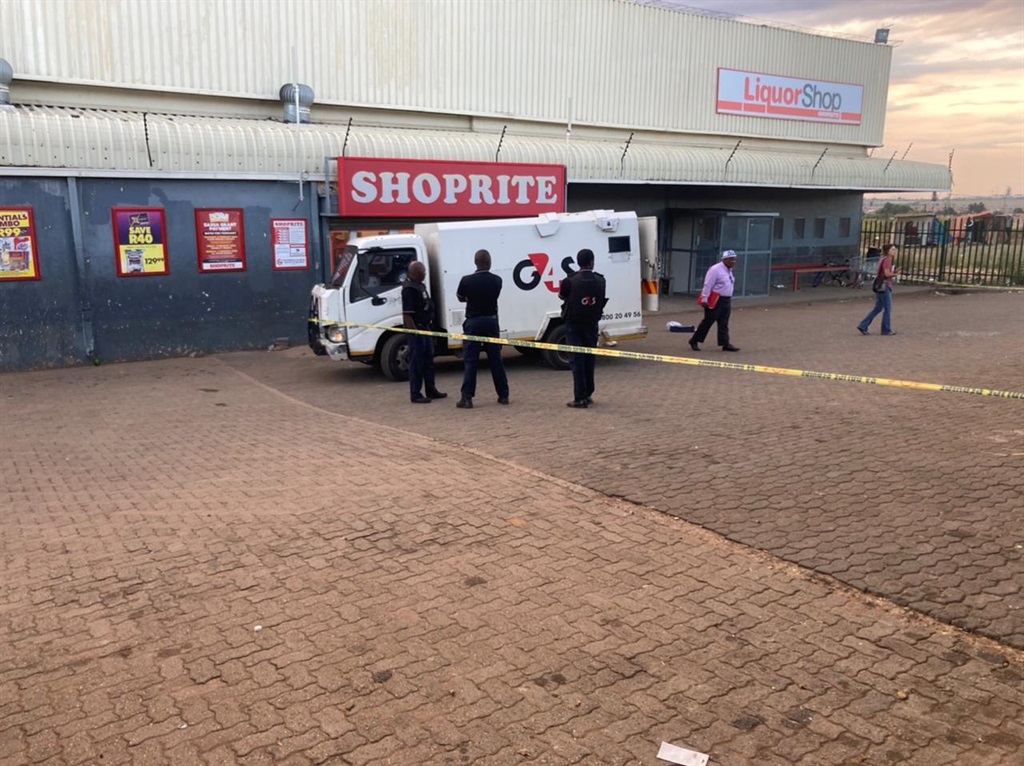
[
  {"xmin": 401, "ymin": 261, "xmax": 447, "ymax": 404},
  {"xmin": 455, "ymin": 249, "xmax": 510, "ymax": 409},
  {"xmin": 558, "ymin": 248, "xmax": 607, "ymax": 409}
]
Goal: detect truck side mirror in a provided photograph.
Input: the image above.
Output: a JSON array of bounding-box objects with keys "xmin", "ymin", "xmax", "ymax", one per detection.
[{"xmin": 371, "ymin": 296, "xmax": 386, "ymax": 306}]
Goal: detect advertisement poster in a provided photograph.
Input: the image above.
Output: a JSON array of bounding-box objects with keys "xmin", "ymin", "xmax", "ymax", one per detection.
[
  {"xmin": 270, "ymin": 218, "xmax": 309, "ymax": 271},
  {"xmin": 112, "ymin": 208, "xmax": 169, "ymax": 277},
  {"xmin": 0, "ymin": 207, "xmax": 41, "ymax": 281},
  {"xmin": 195, "ymin": 209, "xmax": 246, "ymax": 272}
]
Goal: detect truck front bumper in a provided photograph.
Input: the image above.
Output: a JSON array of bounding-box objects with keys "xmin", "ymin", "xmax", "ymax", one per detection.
[{"xmin": 308, "ymin": 294, "xmax": 348, "ymax": 359}]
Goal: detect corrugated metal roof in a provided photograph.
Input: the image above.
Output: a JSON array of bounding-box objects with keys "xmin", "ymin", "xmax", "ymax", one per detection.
[
  {"xmin": 2, "ymin": 0, "xmax": 893, "ymax": 146},
  {"xmin": 0, "ymin": 106, "xmax": 950, "ymax": 192}
]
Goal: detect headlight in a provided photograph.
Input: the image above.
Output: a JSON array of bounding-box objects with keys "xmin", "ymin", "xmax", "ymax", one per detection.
[{"xmin": 326, "ymin": 325, "xmax": 345, "ymax": 343}]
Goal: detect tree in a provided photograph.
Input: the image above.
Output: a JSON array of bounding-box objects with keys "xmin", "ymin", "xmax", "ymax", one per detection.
[
  {"xmin": 940, "ymin": 206, "xmax": 958, "ymax": 216},
  {"xmin": 967, "ymin": 201, "xmax": 987, "ymax": 214},
  {"xmin": 877, "ymin": 202, "xmax": 914, "ymax": 217}
]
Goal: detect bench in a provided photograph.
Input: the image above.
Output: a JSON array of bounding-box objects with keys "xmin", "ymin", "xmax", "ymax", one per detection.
[{"xmin": 769, "ymin": 263, "xmax": 830, "ymax": 291}]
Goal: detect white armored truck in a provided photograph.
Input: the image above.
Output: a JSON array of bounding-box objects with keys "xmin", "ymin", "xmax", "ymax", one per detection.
[{"xmin": 307, "ymin": 210, "xmax": 658, "ymax": 380}]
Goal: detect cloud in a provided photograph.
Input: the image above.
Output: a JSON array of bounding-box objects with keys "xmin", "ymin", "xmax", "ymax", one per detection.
[{"xmin": 642, "ymin": 0, "xmax": 1024, "ymax": 196}]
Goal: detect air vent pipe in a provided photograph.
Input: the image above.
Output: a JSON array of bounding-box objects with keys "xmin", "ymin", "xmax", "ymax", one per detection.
[
  {"xmin": 279, "ymin": 83, "xmax": 314, "ymax": 124},
  {"xmin": 0, "ymin": 59, "xmax": 13, "ymax": 105}
]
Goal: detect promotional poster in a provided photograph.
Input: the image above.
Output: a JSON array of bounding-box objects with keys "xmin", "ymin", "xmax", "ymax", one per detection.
[
  {"xmin": 196, "ymin": 209, "xmax": 246, "ymax": 272},
  {"xmin": 112, "ymin": 208, "xmax": 169, "ymax": 277},
  {"xmin": 271, "ymin": 218, "xmax": 309, "ymax": 271},
  {"xmin": 0, "ymin": 207, "xmax": 41, "ymax": 281}
]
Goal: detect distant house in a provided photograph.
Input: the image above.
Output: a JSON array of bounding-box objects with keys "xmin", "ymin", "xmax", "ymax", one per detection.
[
  {"xmin": 950, "ymin": 212, "xmax": 994, "ymax": 244},
  {"xmin": 889, "ymin": 213, "xmax": 949, "ymax": 246}
]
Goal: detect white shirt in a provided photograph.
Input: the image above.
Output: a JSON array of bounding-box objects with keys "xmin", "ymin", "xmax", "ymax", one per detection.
[{"xmin": 700, "ymin": 261, "xmax": 735, "ymax": 301}]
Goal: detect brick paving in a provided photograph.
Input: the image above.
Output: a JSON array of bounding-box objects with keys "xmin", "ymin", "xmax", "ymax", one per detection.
[
  {"xmin": 230, "ymin": 289, "xmax": 1024, "ymax": 650},
  {"xmin": 1, "ymin": 288, "xmax": 1022, "ymax": 765}
]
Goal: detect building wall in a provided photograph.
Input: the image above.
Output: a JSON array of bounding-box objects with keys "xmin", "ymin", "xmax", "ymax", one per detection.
[
  {"xmin": 1, "ymin": 0, "xmax": 891, "ymax": 146},
  {"xmin": 0, "ymin": 177, "xmax": 320, "ymax": 371},
  {"xmin": 0, "ymin": 178, "xmax": 83, "ymax": 369},
  {"xmin": 570, "ymin": 184, "xmax": 862, "ymax": 255},
  {"xmin": 569, "ymin": 184, "xmax": 863, "ymax": 292}
]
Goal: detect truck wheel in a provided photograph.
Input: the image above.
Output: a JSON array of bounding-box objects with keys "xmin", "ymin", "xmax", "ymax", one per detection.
[
  {"xmin": 381, "ymin": 332, "xmax": 411, "ymax": 382},
  {"xmin": 541, "ymin": 324, "xmax": 571, "ymax": 370}
]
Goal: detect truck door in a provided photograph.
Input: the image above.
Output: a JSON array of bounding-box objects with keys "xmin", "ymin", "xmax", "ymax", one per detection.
[{"xmin": 344, "ymin": 246, "xmax": 418, "ymax": 361}]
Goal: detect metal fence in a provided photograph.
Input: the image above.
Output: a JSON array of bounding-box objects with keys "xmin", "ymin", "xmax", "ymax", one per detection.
[{"xmin": 861, "ymin": 217, "xmax": 1024, "ymax": 286}]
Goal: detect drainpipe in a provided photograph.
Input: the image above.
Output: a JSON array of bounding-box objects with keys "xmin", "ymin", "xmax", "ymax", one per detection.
[{"xmin": 280, "ymin": 83, "xmax": 314, "ymax": 202}]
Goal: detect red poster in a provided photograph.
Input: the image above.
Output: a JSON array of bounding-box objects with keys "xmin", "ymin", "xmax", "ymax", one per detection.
[
  {"xmin": 337, "ymin": 157, "xmax": 566, "ymax": 218},
  {"xmin": 0, "ymin": 207, "xmax": 42, "ymax": 281},
  {"xmin": 195, "ymin": 209, "xmax": 246, "ymax": 272},
  {"xmin": 270, "ymin": 218, "xmax": 309, "ymax": 271}
]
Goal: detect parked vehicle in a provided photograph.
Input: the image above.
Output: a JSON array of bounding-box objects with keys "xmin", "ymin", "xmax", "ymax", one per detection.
[{"xmin": 308, "ymin": 210, "xmax": 657, "ymax": 380}]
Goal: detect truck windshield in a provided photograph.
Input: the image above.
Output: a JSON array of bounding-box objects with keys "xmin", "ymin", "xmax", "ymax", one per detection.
[
  {"xmin": 349, "ymin": 247, "xmax": 418, "ymax": 303},
  {"xmin": 330, "ymin": 245, "xmax": 358, "ymax": 287}
]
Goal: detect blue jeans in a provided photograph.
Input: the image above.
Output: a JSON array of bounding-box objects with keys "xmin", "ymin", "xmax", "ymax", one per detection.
[
  {"xmin": 565, "ymin": 322, "xmax": 598, "ymax": 402},
  {"xmin": 460, "ymin": 316, "xmax": 509, "ymax": 400},
  {"xmin": 408, "ymin": 332, "xmax": 437, "ymax": 400},
  {"xmin": 858, "ymin": 288, "xmax": 893, "ymax": 334}
]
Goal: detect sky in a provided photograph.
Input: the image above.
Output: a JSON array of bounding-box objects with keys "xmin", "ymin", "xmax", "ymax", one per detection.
[{"xmin": 652, "ymin": 0, "xmax": 1024, "ymax": 198}]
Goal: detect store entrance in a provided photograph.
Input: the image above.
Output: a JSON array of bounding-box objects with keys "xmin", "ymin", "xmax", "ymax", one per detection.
[{"xmin": 664, "ymin": 211, "xmax": 777, "ymax": 297}]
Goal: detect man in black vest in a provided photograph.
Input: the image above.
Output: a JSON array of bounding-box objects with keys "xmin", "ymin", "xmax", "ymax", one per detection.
[
  {"xmin": 455, "ymin": 249, "xmax": 510, "ymax": 409},
  {"xmin": 401, "ymin": 261, "xmax": 447, "ymax": 404},
  {"xmin": 558, "ymin": 248, "xmax": 607, "ymax": 409}
]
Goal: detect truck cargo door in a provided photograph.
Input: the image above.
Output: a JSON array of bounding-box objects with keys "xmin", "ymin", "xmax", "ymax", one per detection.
[{"xmin": 639, "ymin": 216, "xmax": 659, "ymax": 312}]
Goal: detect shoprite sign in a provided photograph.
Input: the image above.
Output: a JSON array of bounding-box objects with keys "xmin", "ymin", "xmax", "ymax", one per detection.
[
  {"xmin": 336, "ymin": 158, "xmax": 566, "ymax": 218},
  {"xmin": 716, "ymin": 68, "xmax": 863, "ymax": 125}
]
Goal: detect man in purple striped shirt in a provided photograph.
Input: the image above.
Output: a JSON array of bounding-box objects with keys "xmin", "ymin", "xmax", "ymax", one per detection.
[{"xmin": 689, "ymin": 250, "xmax": 740, "ymax": 352}]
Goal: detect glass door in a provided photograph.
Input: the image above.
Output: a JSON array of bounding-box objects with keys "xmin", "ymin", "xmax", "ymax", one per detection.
[{"xmin": 721, "ymin": 215, "xmax": 774, "ymax": 297}]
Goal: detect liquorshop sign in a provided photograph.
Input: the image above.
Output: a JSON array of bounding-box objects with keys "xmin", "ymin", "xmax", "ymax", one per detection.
[
  {"xmin": 716, "ymin": 68, "xmax": 864, "ymax": 126},
  {"xmin": 336, "ymin": 157, "xmax": 566, "ymax": 218}
]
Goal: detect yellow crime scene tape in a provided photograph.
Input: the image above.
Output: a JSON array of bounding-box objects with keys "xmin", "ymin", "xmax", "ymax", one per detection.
[{"xmin": 311, "ymin": 319, "xmax": 1024, "ymax": 400}]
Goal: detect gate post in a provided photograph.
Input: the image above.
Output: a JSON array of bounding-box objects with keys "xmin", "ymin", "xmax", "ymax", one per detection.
[{"xmin": 937, "ymin": 217, "xmax": 949, "ymax": 282}]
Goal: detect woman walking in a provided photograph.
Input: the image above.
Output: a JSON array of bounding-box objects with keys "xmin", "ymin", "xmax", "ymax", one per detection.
[{"xmin": 857, "ymin": 243, "xmax": 899, "ymax": 336}]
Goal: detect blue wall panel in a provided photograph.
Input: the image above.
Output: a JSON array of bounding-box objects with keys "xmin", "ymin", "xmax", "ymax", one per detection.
[
  {"xmin": 1, "ymin": 177, "xmax": 319, "ymax": 370},
  {"xmin": 0, "ymin": 178, "xmax": 85, "ymax": 369},
  {"xmin": 80, "ymin": 179, "xmax": 316, "ymax": 365}
]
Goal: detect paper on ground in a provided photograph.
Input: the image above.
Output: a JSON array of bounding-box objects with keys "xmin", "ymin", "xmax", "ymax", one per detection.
[{"xmin": 657, "ymin": 741, "xmax": 709, "ymax": 766}]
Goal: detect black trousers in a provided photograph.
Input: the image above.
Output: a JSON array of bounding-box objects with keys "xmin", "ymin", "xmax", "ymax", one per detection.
[
  {"xmin": 692, "ymin": 296, "xmax": 732, "ymax": 347},
  {"xmin": 565, "ymin": 321, "xmax": 598, "ymax": 402},
  {"xmin": 408, "ymin": 331, "xmax": 437, "ymax": 400}
]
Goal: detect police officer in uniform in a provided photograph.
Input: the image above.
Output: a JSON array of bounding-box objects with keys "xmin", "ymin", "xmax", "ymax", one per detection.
[
  {"xmin": 455, "ymin": 249, "xmax": 510, "ymax": 408},
  {"xmin": 558, "ymin": 248, "xmax": 607, "ymax": 409},
  {"xmin": 401, "ymin": 261, "xmax": 447, "ymax": 404}
]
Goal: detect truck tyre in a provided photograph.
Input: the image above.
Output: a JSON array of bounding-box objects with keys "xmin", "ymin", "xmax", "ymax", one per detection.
[
  {"xmin": 541, "ymin": 324, "xmax": 571, "ymax": 370},
  {"xmin": 381, "ymin": 332, "xmax": 411, "ymax": 382}
]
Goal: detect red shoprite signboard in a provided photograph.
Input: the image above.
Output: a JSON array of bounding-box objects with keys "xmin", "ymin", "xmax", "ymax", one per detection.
[
  {"xmin": 195, "ymin": 209, "xmax": 246, "ymax": 272},
  {"xmin": 337, "ymin": 158, "xmax": 566, "ymax": 218}
]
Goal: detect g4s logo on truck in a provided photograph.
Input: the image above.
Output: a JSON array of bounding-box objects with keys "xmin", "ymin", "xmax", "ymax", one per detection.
[{"xmin": 513, "ymin": 252, "xmax": 576, "ymax": 292}]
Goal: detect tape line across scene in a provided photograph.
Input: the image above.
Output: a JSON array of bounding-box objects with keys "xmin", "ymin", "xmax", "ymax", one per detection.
[{"xmin": 312, "ymin": 320, "xmax": 1024, "ymax": 400}]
